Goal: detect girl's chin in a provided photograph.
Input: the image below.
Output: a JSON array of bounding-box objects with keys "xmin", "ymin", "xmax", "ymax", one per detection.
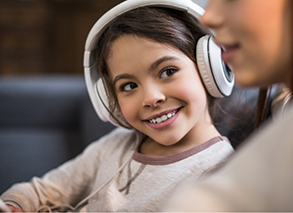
[{"xmin": 149, "ymin": 135, "xmax": 183, "ymax": 147}]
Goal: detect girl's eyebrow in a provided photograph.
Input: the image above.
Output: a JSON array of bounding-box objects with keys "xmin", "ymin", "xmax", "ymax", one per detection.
[
  {"xmin": 148, "ymin": 56, "xmax": 179, "ymax": 72},
  {"xmin": 113, "ymin": 73, "xmax": 135, "ymax": 86},
  {"xmin": 113, "ymin": 56, "xmax": 179, "ymax": 86}
]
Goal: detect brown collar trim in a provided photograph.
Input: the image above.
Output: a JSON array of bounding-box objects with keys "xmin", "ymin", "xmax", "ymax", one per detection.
[{"xmin": 132, "ymin": 136, "xmax": 229, "ymax": 165}]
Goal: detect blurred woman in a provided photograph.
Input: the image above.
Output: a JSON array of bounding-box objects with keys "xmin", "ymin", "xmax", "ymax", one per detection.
[{"xmin": 163, "ymin": 0, "xmax": 293, "ymax": 211}]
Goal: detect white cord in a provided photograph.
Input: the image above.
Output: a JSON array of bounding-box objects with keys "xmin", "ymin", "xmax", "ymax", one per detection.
[
  {"xmin": 73, "ymin": 133, "xmax": 141, "ymax": 211},
  {"xmin": 73, "ymin": 152, "xmax": 134, "ymax": 211},
  {"xmin": 33, "ymin": 152, "xmax": 134, "ymax": 212},
  {"xmin": 36, "ymin": 203, "xmax": 76, "ymax": 212},
  {"xmin": 10, "ymin": 132, "xmax": 141, "ymax": 213},
  {"xmin": 33, "ymin": 152, "xmax": 133, "ymax": 212}
]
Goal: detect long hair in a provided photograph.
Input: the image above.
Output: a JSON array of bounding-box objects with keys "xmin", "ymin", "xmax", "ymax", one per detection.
[
  {"xmin": 254, "ymin": 87, "xmax": 272, "ymax": 129},
  {"xmin": 95, "ymin": 6, "xmax": 213, "ymax": 129}
]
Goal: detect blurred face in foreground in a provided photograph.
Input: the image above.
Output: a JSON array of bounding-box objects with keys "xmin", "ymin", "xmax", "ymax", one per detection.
[{"xmin": 202, "ymin": 0, "xmax": 292, "ymax": 88}]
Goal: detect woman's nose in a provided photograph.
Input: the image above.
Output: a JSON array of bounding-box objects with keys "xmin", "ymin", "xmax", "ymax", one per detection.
[
  {"xmin": 142, "ymin": 86, "xmax": 166, "ymax": 108},
  {"xmin": 201, "ymin": 0, "xmax": 224, "ymax": 30}
]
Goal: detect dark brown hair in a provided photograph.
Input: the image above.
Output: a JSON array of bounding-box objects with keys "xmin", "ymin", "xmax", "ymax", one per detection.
[
  {"xmin": 254, "ymin": 87, "xmax": 272, "ymax": 129},
  {"xmin": 95, "ymin": 6, "xmax": 213, "ymax": 129}
]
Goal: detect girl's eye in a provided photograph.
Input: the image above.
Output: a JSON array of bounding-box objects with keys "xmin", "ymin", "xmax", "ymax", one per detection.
[
  {"xmin": 120, "ymin": 82, "xmax": 137, "ymax": 92},
  {"xmin": 160, "ymin": 67, "xmax": 177, "ymax": 78}
]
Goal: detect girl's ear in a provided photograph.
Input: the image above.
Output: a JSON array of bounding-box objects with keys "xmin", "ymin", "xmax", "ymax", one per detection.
[{"xmin": 196, "ymin": 35, "xmax": 234, "ymax": 98}]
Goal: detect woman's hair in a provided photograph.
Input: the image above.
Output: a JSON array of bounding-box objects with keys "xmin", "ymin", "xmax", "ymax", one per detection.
[
  {"xmin": 95, "ymin": 6, "xmax": 212, "ymax": 129},
  {"xmin": 255, "ymin": 0, "xmax": 293, "ymax": 129},
  {"xmin": 254, "ymin": 87, "xmax": 272, "ymax": 129}
]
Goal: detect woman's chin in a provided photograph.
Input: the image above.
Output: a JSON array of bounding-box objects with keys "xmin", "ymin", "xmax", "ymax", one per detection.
[{"xmin": 234, "ymin": 72, "xmax": 258, "ymax": 88}]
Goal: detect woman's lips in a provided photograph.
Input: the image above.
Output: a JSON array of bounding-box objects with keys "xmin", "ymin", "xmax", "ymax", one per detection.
[
  {"xmin": 213, "ymin": 39, "xmax": 239, "ymax": 64},
  {"xmin": 144, "ymin": 107, "xmax": 182, "ymax": 130},
  {"xmin": 221, "ymin": 44, "xmax": 240, "ymax": 63}
]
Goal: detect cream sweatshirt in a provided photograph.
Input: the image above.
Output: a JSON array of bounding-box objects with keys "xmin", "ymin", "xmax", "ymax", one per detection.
[{"xmin": 1, "ymin": 127, "xmax": 234, "ymax": 212}]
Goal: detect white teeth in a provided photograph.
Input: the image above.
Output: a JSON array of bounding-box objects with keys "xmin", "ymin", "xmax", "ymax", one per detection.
[
  {"xmin": 156, "ymin": 117, "xmax": 162, "ymax": 123},
  {"xmin": 149, "ymin": 111, "xmax": 176, "ymax": 123},
  {"xmin": 161, "ymin": 115, "xmax": 167, "ymax": 121}
]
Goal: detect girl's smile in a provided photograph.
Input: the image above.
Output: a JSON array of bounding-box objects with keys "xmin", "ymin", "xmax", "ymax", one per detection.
[
  {"xmin": 107, "ymin": 34, "xmax": 220, "ymax": 153},
  {"xmin": 144, "ymin": 107, "xmax": 182, "ymax": 130}
]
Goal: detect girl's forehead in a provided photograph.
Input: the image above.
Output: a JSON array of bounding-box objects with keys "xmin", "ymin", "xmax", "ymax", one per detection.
[
  {"xmin": 107, "ymin": 35, "xmax": 190, "ymax": 78},
  {"xmin": 108, "ymin": 35, "xmax": 184, "ymax": 61}
]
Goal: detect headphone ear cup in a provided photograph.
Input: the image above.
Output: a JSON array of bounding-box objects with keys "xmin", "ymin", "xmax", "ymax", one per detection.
[
  {"xmin": 196, "ymin": 35, "xmax": 234, "ymax": 98},
  {"xmin": 95, "ymin": 79, "xmax": 131, "ymax": 128},
  {"xmin": 94, "ymin": 78, "xmax": 115, "ymax": 124}
]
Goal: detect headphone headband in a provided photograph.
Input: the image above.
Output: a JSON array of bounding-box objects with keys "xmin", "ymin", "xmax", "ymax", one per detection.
[{"xmin": 84, "ymin": 0, "xmax": 204, "ymax": 68}]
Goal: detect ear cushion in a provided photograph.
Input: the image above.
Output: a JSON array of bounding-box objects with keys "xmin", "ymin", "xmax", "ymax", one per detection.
[
  {"xmin": 95, "ymin": 79, "xmax": 119, "ymax": 126},
  {"xmin": 196, "ymin": 35, "xmax": 234, "ymax": 98}
]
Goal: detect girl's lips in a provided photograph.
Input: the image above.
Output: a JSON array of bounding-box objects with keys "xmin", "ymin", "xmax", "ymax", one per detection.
[
  {"xmin": 144, "ymin": 107, "xmax": 181, "ymax": 121},
  {"xmin": 145, "ymin": 107, "xmax": 182, "ymax": 130}
]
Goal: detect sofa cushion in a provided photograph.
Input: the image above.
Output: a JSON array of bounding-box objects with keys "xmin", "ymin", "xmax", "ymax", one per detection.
[{"xmin": 0, "ymin": 75, "xmax": 87, "ymax": 128}]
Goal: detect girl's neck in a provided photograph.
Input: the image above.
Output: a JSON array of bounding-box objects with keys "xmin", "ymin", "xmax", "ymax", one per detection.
[{"xmin": 139, "ymin": 125, "xmax": 221, "ymax": 157}]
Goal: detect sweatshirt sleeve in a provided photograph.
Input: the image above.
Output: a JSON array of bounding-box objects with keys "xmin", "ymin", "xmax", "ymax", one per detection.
[{"xmin": 0, "ymin": 130, "xmax": 114, "ymax": 212}]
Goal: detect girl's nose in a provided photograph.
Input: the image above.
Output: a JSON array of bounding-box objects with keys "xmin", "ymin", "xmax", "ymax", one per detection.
[{"xmin": 142, "ymin": 86, "xmax": 166, "ymax": 108}]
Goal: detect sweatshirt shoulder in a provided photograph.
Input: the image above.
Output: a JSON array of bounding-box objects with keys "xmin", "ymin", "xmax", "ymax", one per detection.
[{"xmin": 84, "ymin": 127, "xmax": 138, "ymax": 156}]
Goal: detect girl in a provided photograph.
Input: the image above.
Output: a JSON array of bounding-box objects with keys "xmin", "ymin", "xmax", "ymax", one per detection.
[
  {"xmin": 164, "ymin": 0, "xmax": 293, "ymax": 211},
  {"xmin": 0, "ymin": 1, "xmax": 234, "ymax": 212}
]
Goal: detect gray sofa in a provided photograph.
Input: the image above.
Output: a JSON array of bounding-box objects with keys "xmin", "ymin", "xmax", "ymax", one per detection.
[
  {"xmin": 0, "ymin": 75, "xmax": 115, "ymax": 194},
  {"xmin": 0, "ymin": 75, "xmax": 260, "ymax": 194}
]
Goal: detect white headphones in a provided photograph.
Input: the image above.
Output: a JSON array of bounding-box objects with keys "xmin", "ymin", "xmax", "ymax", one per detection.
[{"xmin": 83, "ymin": 0, "xmax": 234, "ymax": 127}]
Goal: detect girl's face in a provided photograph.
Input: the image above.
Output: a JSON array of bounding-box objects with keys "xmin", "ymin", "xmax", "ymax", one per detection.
[
  {"xmin": 107, "ymin": 35, "xmax": 213, "ymax": 147},
  {"xmin": 202, "ymin": 0, "xmax": 291, "ymax": 88}
]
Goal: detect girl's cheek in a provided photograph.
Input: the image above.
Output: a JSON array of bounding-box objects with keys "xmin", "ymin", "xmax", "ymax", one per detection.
[{"xmin": 119, "ymin": 100, "xmax": 136, "ymax": 121}]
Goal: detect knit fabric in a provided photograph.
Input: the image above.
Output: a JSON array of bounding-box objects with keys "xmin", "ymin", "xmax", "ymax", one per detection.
[{"xmin": 1, "ymin": 128, "xmax": 234, "ymax": 212}]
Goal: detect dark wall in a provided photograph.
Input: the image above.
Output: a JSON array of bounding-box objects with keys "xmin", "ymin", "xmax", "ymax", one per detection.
[{"xmin": 0, "ymin": 0, "xmax": 123, "ymax": 75}]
